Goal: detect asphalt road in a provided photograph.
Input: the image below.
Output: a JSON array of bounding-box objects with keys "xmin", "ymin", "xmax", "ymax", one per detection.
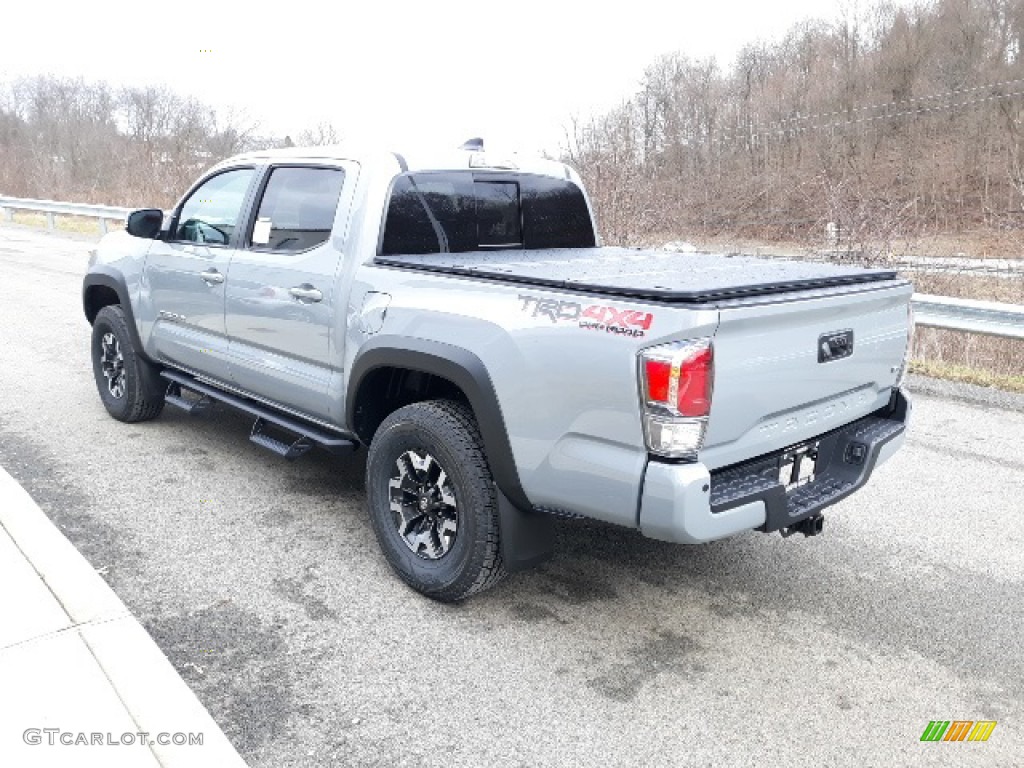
[{"xmin": 2, "ymin": 224, "xmax": 1022, "ymax": 768}]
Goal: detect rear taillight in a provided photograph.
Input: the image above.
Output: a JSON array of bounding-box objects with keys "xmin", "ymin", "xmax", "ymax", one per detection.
[
  {"xmin": 639, "ymin": 339, "xmax": 714, "ymax": 460},
  {"xmin": 642, "ymin": 341, "xmax": 713, "ymax": 417}
]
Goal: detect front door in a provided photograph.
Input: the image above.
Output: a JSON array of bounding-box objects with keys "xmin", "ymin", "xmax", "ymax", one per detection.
[
  {"xmin": 144, "ymin": 167, "xmax": 256, "ymax": 383},
  {"xmin": 224, "ymin": 164, "xmax": 350, "ymax": 422}
]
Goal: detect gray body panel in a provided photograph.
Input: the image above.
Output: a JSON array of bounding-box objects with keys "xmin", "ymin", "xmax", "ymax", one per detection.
[
  {"xmin": 350, "ymin": 262, "xmax": 908, "ymax": 528},
  {"xmin": 85, "ymin": 144, "xmax": 913, "ymax": 543},
  {"xmin": 143, "ymin": 239, "xmax": 234, "ymax": 382},
  {"xmin": 348, "ymin": 266, "xmax": 715, "ymax": 525},
  {"xmin": 223, "ymin": 245, "xmax": 341, "ymax": 421}
]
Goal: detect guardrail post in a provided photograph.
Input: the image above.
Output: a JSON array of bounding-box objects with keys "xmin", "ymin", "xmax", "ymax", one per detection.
[
  {"xmin": 1, "ymin": 207, "xmax": 11, "ymax": 222},
  {"xmin": 99, "ymin": 219, "xmax": 108, "ymax": 235},
  {"xmin": 45, "ymin": 212, "xmax": 55, "ymax": 233}
]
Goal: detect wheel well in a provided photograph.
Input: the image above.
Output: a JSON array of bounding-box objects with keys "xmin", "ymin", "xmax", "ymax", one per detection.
[
  {"xmin": 351, "ymin": 366, "xmax": 469, "ymax": 444},
  {"xmin": 84, "ymin": 285, "xmax": 120, "ymax": 324}
]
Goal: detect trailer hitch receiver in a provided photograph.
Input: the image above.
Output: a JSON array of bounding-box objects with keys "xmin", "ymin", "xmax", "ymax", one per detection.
[{"xmin": 781, "ymin": 514, "xmax": 825, "ymax": 538}]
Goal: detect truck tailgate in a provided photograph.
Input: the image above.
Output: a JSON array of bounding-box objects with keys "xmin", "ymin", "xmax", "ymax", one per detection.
[{"xmin": 700, "ymin": 282, "xmax": 912, "ymax": 470}]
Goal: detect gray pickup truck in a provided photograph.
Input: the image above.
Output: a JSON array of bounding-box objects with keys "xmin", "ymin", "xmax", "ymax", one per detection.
[{"xmin": 83, "ymin": 141, "xmax": 912, "ymax": 601}]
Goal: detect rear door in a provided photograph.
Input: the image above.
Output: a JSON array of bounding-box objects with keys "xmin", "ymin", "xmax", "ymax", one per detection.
[
  {"xmin": 700, "ymin": 282, "xmax": 913, "ymax": 470},
  {"xmin": 224, "ymin": 163, "xmax": 353, "ymax": 422},
  {"xmin": 144, "ymin": 166, "xmax": 256, "ymax": 383}
]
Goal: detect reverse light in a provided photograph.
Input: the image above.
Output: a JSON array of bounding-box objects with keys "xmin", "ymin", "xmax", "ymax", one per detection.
[{"xmin": 639, "ymin": 339, "xmax": 714, "ymax": 460}]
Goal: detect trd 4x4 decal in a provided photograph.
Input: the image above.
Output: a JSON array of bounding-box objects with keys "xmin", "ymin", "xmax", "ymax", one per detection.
[{"xmin": 518, "ymin": 295, "xmax": 654, "ymax": 338}]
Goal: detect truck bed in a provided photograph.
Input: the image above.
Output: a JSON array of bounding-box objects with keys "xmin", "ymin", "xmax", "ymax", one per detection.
[{"xmin": 374, "ymin": 247, "xmax": 898, "ymax": 303}]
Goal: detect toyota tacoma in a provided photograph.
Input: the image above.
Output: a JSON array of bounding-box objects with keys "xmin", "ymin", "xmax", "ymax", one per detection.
[{"xmin": 83, "ymin": 141, "xmax": 913, "ymax": 601}]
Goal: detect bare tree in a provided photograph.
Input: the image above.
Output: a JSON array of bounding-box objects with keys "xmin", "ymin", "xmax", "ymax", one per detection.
[
  {"xmin": 558, "ymin": 0, "xmax": 1024, "ymax": 253},
  {"xmin": 295, "ymin": 122, "xmax": 342, "ymax": 146},
  {"xmin": 0, "ymin": 76, "xmax": 266, "ymax": 206}
]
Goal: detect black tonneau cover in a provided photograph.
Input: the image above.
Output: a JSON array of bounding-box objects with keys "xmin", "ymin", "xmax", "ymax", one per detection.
[{"xmin": 374, "ymin": 247, "xmax": 898, "ymax": 303}]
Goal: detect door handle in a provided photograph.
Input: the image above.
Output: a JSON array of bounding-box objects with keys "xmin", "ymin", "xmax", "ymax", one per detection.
[
  {"xmin": 199, "ymin": 269, "xmax": 225, "ymax": 285},
  {"xmin": 289, "ymin": 285, "xmax": 323, "ymax": 303}
]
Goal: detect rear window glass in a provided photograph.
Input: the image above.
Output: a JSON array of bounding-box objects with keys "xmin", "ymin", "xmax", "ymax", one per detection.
[
  {"xmin": 476, "ymin": 181, "xmax": 521, "ymax": 247},
  {"xmin": 380, "ymin": 172, "xmax": 594, "ymax": 255}
]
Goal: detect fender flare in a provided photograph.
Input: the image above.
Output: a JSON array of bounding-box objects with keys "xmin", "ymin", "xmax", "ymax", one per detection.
[
  {"xmin": 347, "ymin": 337, "xmax": 553, "ymax": 571},
  {"xmin": 82, "ymin": 268, "xmax": 154, "ymax": 364},
  {"xmin": 347, "ymin": 336, "xmax": 529, "ymax": 508}
]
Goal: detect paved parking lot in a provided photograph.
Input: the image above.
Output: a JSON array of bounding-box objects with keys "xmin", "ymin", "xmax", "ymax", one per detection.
[{"xmin": 1, "ymin": 224, "xmax": 1022, "ymax": 767}]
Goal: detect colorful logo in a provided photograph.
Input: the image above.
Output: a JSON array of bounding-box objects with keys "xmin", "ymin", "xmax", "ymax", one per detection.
[
  {"xmin": 920, "ymin": 721, "xmax": 997, "ymax": 742},
  {"xmin": 518, "ymin": 294, "xmax": 655, "ymax": 338}
]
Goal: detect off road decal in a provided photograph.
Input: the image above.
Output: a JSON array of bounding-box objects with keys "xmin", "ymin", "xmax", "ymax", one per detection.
[{"xmin": 518, "ymin": 295, "xmax": 653, "ymax": 338}]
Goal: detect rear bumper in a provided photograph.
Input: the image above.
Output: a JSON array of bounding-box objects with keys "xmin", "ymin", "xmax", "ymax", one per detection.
[{"xmin": 638, "ymin": 390, "xmax": 911, "ymax": 544}]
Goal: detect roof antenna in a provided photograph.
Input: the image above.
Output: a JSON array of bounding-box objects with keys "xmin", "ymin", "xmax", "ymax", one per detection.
[{"xmin": 459, "ymin": 137, "xmax": 484, "ymax": 151}]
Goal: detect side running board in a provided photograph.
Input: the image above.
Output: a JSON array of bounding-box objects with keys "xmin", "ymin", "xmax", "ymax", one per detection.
[{"xmin": 160, "ymin": 370, "xmax": 357, "ymax": 459}]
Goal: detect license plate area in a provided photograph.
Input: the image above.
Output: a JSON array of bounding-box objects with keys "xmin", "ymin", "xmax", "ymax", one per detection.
[{"xmin": 778, "ymin": 441, "xmax": 819, "ymax": 492}]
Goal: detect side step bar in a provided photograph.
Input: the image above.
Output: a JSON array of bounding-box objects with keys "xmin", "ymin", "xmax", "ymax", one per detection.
[
  {"xmin": 160, "ymin": 370, "xmax": 358, "ymax": 459},
  {"xmin": 250, "ymin": 418, "xmax": 314, "ymax": 460},
  {"xmin": 164, "ymin": 380, "xmax": 213, "ymax": 414}
]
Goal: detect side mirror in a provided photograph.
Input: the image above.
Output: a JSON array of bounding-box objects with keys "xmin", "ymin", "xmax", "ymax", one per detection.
[{"xmin": 125, "ymin": 209, "xmax": 164, "ymax": 239}]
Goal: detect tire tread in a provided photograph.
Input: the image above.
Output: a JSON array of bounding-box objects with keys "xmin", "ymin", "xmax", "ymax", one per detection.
[
  {"xmin": 92, "ymin": 305, "xmax": 165, "ymax": 423},
  {"xmin": 368, "ymin": 399, "xmax": 508, "ymax": 601}
]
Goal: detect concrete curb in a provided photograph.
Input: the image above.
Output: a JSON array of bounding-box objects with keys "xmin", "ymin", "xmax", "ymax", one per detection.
[{"xmin": 0, "ymin": 467, "xmax": 248, "ymax": 768}]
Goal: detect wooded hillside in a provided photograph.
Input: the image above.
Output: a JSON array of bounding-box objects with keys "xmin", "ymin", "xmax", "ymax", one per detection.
[
  {"xmin": 565, "ymin": 0, "xmax": 1024, "ymax": 256},
  {"xmin": 0, "ymin": 78, "xmax": 337, "ymax": 207}
]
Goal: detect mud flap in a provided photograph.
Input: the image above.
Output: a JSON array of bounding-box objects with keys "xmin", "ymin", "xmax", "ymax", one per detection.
[{"xmin": 495, "ymin": 486, "xmax": 554, "ymax": 572}]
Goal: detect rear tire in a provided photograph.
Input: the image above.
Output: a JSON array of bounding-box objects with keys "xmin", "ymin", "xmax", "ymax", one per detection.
[
  {"xmin": 366, "ymin": 400, "xmax": 507, "ymax": 602},
  {"xmin": 90, "ymin": 305, "xmax": 165, "ymax": 423}
]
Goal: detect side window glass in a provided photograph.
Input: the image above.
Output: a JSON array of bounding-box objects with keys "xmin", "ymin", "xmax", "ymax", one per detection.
[
  {"xmin": 173, "ymin": 168, "xmax": 254, "ymax": 245},
  {"xmin": 249, "ymin": 167, "xmax": 345, "ymax": 252}
]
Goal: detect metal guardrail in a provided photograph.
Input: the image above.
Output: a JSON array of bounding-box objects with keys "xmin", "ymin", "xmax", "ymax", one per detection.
[
  {"xmin": 0, "ymin": 196, "xmax": 133, "ymax": 235},
  {"xmin": 1, "ymin": 195, "xmax": 1022, "ymax": 338},
  {"xmin": 912, "ymin": 293, "xmax": 1024, "ymax": 340}
]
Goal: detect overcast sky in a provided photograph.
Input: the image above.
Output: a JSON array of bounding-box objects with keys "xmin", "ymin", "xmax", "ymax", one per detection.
[{"xmin": 3, "ymin": 0, "xmax": 885, "ymax": 154}]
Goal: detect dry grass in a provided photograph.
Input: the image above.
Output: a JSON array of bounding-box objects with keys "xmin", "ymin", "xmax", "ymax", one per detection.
[
  {"xmin": 908, "ymin": 271, "xmax": 1024, "ymax": 304},
  {"xmin": 4, "ymin": 211, "xmax": 115, "ymax": 237},
  {"xmin": 909, "ymin": 359, "xmax": 1024, "ymax": 393},
  {"xmin": 911, "ymin": 327, "xmax": 1024, "ymax": 391},
  {"xmin": 910, "ymin": 229, "xmax": 1024, "ymax": 260},
  {"xmin": 645, "ymin": 222, "xmax": 1024, "ymax": 262}
]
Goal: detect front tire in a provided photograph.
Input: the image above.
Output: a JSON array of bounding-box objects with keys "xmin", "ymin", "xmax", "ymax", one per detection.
[
  {"xmin": 90, "ymin": 305, "xmax": 165, "ymax": 423},
  {"xmin": 366, "ymin": 400, "xmax": 507, "ymax": 602}
]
